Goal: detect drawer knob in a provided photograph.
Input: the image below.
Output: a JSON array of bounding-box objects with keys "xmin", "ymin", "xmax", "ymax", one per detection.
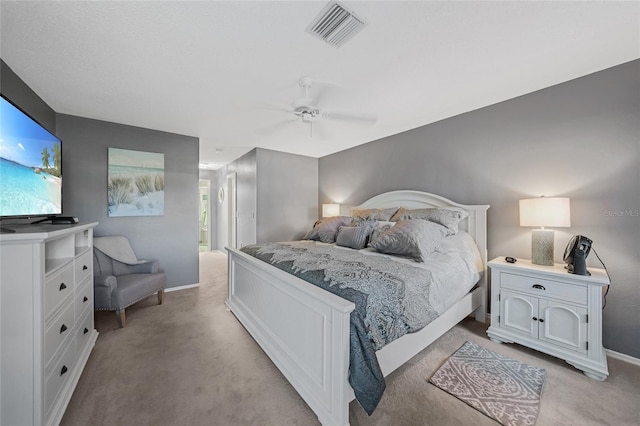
[
  {"xmin": 59, "ymin": 283, "xmax": 67, "ymax": 291},
  {"xmin": 84, "ymin": 327, "xmax": 89, "ymax": 334},
  {"xmin": 532, "ymin": 284, "xmax": 546, "ymax": 291},
  {"xmin": 60, "ymin": 365, "xmax": 68, "ymax": 376},
  {"xmin": 83, "ymin": 265, "xmax": 88, "ymax": 271},
  {"xmin": 83, "ymin": 296, "xmax": 89, "ymax": 303},
  {"xmin": 532, "ymin": 317, "xmax": 538, "ymax": 321},
  {"xmin": 539, "ymin": 318, "xmax": 545, "ymax": 323},
  {"xmin": 60, "ymin": 324, "xmax": 68, "ymax": 334}
]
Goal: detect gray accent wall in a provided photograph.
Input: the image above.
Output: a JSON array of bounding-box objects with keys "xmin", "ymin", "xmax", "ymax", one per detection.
[
  {"xmin": 319, "ymin": 60, "xmax": 640, "ymax": 358},
  {"xmin": 215, "ymin": 148, "xmax": 318, "ymax": 250},
  {"xmin": 56, "ymin": 114, "xmax": 200, "ymax": 289},
  {"xmin": 1, "ymin": 59, "xmax": 56, "ymax": 134},
  {"xmin": 256, "ymin": 149, "xmax": 318, "ymax": 243},
  {"xmin": 2, "ymin": 58, "xmax": 200, "ymax": 289}
]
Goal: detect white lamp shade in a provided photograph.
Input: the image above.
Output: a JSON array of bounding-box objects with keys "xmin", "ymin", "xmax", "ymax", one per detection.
[
  {"xmin": 519, "ymin": 197, "xmax": 571, "ymax": 228},
  {"xmin": 322, "ymin": 203, "xmax": 341, "ymax": 218}
]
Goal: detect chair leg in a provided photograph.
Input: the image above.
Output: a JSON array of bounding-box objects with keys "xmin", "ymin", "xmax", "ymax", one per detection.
[
  {"xmin": 115, "ymin": 309, "xmax": 126, "ymax": 328},
  {"xmin": 157, "ymin": 289, "xmax": 165, "ymax": 305}
]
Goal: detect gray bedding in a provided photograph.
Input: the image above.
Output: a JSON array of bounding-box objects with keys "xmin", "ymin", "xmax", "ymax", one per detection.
[{"xmin": 240, "ymin": 240, "xmax": 441, "ymax": 415}]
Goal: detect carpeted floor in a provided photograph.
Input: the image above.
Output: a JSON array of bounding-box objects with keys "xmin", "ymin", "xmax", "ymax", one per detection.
[{"xmin": 62, "ymin": 251, "xmax": 640, "ymax": 425}]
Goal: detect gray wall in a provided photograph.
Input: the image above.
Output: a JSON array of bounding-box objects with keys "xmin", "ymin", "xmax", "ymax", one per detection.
[
  {"xmin": 1, "ymin": 59, "xmax": 56, "ymax": 134},
  {"xmin": 2, "ymin": 59, "xmax": 201, "ymax": 289},
  {"xmin": 256, "ymin": 149, "xmax": 318, "ymax": 243},
  {"xmin": 56, "ymin": 114, "xmax": 200, "ymax": 289},
  {"xmin": 215, "ymin": 148, "xmax": 318, "ymax": 250},
  {"xmin": 215, "ymin": 149, "xmax": 257, "ymax": 250},
  {"xmin": 319, "ymin": 60, "xmax": 640, "ymax": 358}
]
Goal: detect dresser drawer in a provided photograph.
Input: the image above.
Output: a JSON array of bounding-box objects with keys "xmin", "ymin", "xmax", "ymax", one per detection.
[
  {"xmin": 44, "ymin": 301, "xmax": 75, "ymax": 366},
  {"xmin": 501, "ymin": 272, "xmax": 587, "ymax": 305},
  {"xmin": 75, "ymin": 250, "xmax": 93, "ymax": 283},
  {"xmin": 44, "ymin": 339, "xmax": 76, "ymax": 417},
  {"xmin": 76, "ymin": 308, "xmax": 94, "ymax": 353},
  {"xmin": 75, "ymin": 278, "xmax": 93, "ymax": 318},
  {"xmin": 44, "ymin": 263, "xmax": 74, "ymax": 318}
]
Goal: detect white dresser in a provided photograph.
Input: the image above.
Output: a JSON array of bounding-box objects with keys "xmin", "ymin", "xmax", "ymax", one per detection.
[
  {"xmin": 0, "ymin": 222, "xmax": 99, "ymax": 425},
  {"xmin": 487, "ymin": 257, "xmax": 609, "ymax": 380}
]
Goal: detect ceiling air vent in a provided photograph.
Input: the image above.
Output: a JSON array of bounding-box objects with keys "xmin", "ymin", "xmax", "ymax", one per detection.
[{"xmin": 306, "ymin": 1, "xmax": 367, "ymax": 48}]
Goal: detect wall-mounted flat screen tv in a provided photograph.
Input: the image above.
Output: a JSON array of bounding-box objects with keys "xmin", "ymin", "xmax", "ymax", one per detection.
[{"xmin": 0, "ymin": 94, "xmax": 62, "ymax": 218}]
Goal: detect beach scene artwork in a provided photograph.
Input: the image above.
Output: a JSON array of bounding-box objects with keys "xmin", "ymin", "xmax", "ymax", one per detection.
[
  {"xmin": 0, "ymin": 99, "xmax": 62, "ymax": 217},
  {"xmin": 108, "ymin": 148, "xmax": 164, "ymax": 217}
]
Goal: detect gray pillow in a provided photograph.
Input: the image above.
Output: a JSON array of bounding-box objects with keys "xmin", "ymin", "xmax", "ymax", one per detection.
[
  {"xmin": 336, "ymin": 225, "xmax": 374, "ymax": 250},
  {"xmin": 351, "ymin": 207, "xmax": 399, "ymax": 221},
  {"xmin": 367, "ymin": 221, "xmax": 395, "ymax": 247},
  {"xmin": 304, "ymin": 216, "xmax": 352, "ymax": 243},
  {"xmin": 390, "ymin": 207, "xmax": 468, "ymax": 235},
  {"xmin": 371, "ymin": 219, "xmax": 448, "ymax": 262}
]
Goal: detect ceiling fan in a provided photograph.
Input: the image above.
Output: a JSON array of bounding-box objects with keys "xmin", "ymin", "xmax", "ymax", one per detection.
[{"xmin": 262, "ymin": 77, "xmax": 376, "ymax": 138}]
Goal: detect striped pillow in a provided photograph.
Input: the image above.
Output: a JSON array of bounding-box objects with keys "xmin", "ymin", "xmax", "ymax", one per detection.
[
  {"xmin": 304, "ymin": 216, "xmax": 353, "ymax": 243},
  {"xmin": 336, "ymin": 225, "xmax": 375, "ymax": 250}
]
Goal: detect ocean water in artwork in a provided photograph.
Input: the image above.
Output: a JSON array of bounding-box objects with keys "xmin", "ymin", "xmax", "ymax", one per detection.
[{"xmin": 0, "ymin": 157, "xmax": 61, "ymax": 216}]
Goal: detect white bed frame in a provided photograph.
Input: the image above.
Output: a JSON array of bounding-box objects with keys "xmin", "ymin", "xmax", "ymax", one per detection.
[{"xmin": 226, "ymin": 190, "xmax": 489, "ymax": 425}]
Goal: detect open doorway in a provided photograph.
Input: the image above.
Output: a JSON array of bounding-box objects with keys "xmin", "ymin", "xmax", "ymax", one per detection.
[{"xmin": 199, "ymin": 179, "xmax": 210, "ymax": 252}]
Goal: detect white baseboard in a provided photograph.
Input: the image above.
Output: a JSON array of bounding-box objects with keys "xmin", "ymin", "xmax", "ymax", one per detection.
[
  {"xmin": 165, "ymin": 283, "xmax": 199, "ymax": 293},
  {"xmin": 216, "ymin": 249, "xmax": 227, "ymax": 256},
  {"xmin": 606, "ymin": 349, "xmax": 640, "ymax": 367}
]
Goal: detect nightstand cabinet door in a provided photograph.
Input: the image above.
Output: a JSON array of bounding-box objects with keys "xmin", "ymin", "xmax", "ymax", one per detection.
[
  {"xmin": 539, "ymin": 300, "xmax": 587, "ymax": 354},
  {"xmin": 500, "ymin": 290, "xmax": 538, "ymax": 338}
]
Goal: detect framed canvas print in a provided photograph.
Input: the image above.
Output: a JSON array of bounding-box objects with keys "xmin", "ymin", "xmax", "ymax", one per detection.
[{"xmin": 108, "ymin": 148, "xmax": 164, "ymax": 217}]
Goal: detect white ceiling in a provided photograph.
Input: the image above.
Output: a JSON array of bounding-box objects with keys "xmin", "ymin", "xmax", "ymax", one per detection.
[{"xmin": 1, "ymin": 1, "xmax": 638, "ymax": 169}]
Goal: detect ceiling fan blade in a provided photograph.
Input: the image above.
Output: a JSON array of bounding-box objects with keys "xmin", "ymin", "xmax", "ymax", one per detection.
[{"xmin": 322, "ymin": 111, "xmax": 377, "ymax": 125}]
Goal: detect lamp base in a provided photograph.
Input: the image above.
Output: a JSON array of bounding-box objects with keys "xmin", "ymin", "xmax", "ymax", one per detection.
[{"xmin": 531, "ymin": 229, "xmax": 554, "ymax": 266}]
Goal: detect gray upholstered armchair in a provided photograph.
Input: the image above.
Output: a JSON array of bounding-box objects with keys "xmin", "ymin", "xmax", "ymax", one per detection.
[{"xmin": 93, "ymin": 236, "xmax": 166, "ymax": 327}]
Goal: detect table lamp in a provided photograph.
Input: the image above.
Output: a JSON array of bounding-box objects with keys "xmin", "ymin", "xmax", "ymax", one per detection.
[
  {"xmin": 519, "ymin": 197, "xmax": 571, "ymax": 266},
  {"xmin": 322, "ymin": 203, "xmax": 341, "ymax": 218}
]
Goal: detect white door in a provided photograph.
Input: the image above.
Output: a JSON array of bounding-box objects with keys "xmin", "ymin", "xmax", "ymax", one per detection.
[
  {"xmin": 199, "ymin": 179, "xmax": 210, "ymax": 251},
  {"xmin": 226, "ymin": 173, "xmax": 237, "ymax": 249}
]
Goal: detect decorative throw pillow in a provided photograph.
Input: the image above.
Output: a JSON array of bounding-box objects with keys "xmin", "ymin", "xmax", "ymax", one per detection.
[
  {"xmin": 371, "ymin": 219, "xmax": 448, "ymax": 262},
  {"xmin": 303, "ymin": 216, "xmax": 352, "ymax": 243},
  {"xmin": 390, "ymin": 207, "xmax": 468, "ymax": 235},
  {"xmin": 336, "ymin": 225, "xmax": 375, "ymax": 250},
  {"xmin": 367, "ymin": 221, "xmax": 395, "ymax": 247},
  {"xmin": 351, "ymin": 207, "xmax": 399, "ymax": 222}
]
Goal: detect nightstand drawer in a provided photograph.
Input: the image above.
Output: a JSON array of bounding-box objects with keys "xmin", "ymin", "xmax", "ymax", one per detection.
[{"xmin": 501, "ymin": 272, "xmax": 587, "ymax": 305}]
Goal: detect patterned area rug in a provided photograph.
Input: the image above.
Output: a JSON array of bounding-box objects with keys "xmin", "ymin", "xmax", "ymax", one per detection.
[{"xmin": 429, "ymin": 341, "xmax": 546, "ymax": 426}]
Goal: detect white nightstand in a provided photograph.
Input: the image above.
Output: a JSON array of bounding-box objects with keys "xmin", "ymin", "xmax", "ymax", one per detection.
[{"xmin": 487, "ymin": 257, "xmax": 609, "ymax": 380}]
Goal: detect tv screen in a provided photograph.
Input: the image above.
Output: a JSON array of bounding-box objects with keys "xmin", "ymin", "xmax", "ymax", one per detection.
[{"xmin": 0, "ymin": 95, "xmax": 62, "ymax": 218}]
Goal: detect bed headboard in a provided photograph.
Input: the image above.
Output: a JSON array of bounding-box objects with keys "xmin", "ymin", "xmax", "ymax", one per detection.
[{"xmin": 355, "ymin": 190, "xmax": 490, "ymax": 274}]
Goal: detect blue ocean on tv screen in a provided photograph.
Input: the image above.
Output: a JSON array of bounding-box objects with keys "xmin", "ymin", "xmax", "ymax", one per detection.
[
  {"xmin": 0, "ymin": 157, "xmax": 61, "ymax": 216},
  {"xmin": 0, "ymin": 96, "xmax": 62, "ymax": 217}
]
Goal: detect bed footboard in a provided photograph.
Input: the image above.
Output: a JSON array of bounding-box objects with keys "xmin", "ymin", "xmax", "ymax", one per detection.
[{"xmin": 226, "ymin": 248, "xmax": 355, "ymax": 426}]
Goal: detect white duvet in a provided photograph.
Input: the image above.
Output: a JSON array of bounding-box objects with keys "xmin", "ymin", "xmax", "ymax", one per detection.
[{"xmin": 331, "ymin": 230, "xmax": 483, "ymax": 315}]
